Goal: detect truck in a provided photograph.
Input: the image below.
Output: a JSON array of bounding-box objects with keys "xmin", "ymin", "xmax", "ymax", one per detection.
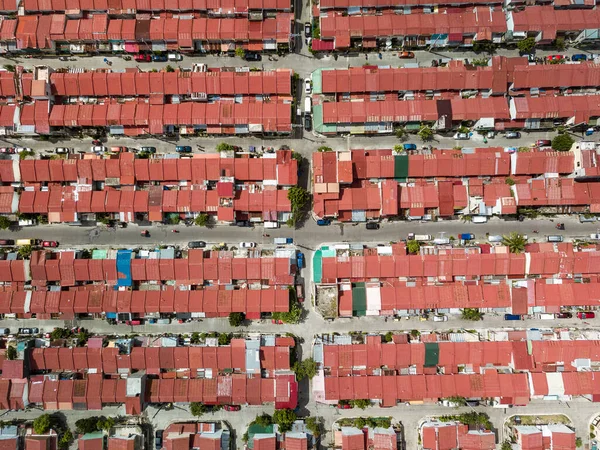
[
  {"xmin": 408, "ymin": 233, "xmax": 432, "ymax": 241},
  {"xmin": 459, "ymin": 233, "xmax": 474, "ymax": 240},
  {"xmin": 274, "ymin": 238, "xmax": 293, "ymax": 245},
  {"xmin": 297, "ymin": 252, "xmax": 304, "ymax": 268}
]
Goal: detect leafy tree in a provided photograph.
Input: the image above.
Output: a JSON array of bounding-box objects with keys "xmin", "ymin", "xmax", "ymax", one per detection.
[
  {"xmin": 444, "ymin": 396, "xmax": 467, "ymax": 406},
  {"xmin": 350, "ymin": 399, "xmax": 371, "ymax": 409},
  {"xmin": 253, "ymin": 413, "xmax": 272, "ymax": 427},
  {"xmin": 374, "ymin": 418, "xmax": 391, "ymax": 428},
  {"xmin": 0, "ymin": 216, "xmax": 11, "ymax": 230},
  {"xmin": 272, "ymin": 299, "xmax": 302, "ymax": 324},
  {"xmin": 96, "ymin": 416, "xmax": 115, "ymax": 432},
  {"xmin": 76, "ymin": 330, "xmax": 90, "ymax": 347},
  {"xmin": 472, "ymin": 41, "xmax": 496, "ymax": 54},
  {"xmin": 216, "ymin": 142, "xmax": 234, "ymax": 152},
  {"xmin": 293, "ymin": 358, "xmax": 318, "ymax": 381},
  {"xmin": 354, "ymin": 418, "xmax": 366, "ymax": 429},
  {"xmin": 552, "ymin": 134, "xmax": 574, "ymax": 152},
  {"xmin": 33, "ymin": 414, "xmax": 52, "ymax": 434},
  {"xmin": 50, "ymin": 328, "xmax": 70, "ymax": 340},
  {"xmin": 287, "ymin": 186, "xmax": 310, "ymax": 226},
  {"xmin": 58, "ymin": 430, "xmax": 73, "ymax": 449},
  {"xmin": 190, "ymin": 332, "xmax": 201, "ymax": 344},
  {"xmin": 501, "ymin": 441, "xmax": 512, "ymax": 450},
  {"xmin": 2, "ymin": 65, "xmax": 15, "ymax": 72},
  {"xmin": 418, "ymin": 125, "xmax": 434, "ymax": 142},
  {"xmin": 317, "ymin": 146, "xmax": 332, "ymax": 152},
  {"xmin": 272, "ymin": 409, "xmax": 296, "ymax": 433},
  {"xmin": 235, "ymin": 47, "xmax": 245, "ymax": 57},
  {"xmin": 311, "ymin": 26, "xmax": 320, "ymax": 39},
  {"xmin": 218, "ymin": 333, "xmax": 231, "ymax": 346},
  {"xmin": 410, "ymin": 329, "xmax": 420, "ymax": 338},
  {"xmin": 393, "ymin": 145, "xmax": 404, "ymax": 153},
  {"xmin": 505, "ymin": 177, "xmax": 515, "ymax": 186},
  {"xmin": 305, "ymin": 417, "xmax": 321, "ymax": 438},
  {"xmin": 461, "ymin": 308, "xmax": 483, "ymax": 321},
  {"xmin": 5, "ymin": 346, "xmax": 16, "ymax": 361},
  {"xmin": 384, "ymin": 332, "xmax": 393, "ymax": 343},
  {"xmin": 194, "ymin": 213, "xmax": 209, "ymax": 227},
  {"xmin": 165, "ymin": 65, "xmax": 175, "ymax": 73},
  {"xmin": 517, "ymin": 37, "xmax": 536, "ymax": 54},
  {"xmin": 228, "ymin": 312, "xmax": 245, "ymax": 327},
  {"xmin": 19, "ymin": 150, "xmax": 35, "ymax": 160},
  {"xmin": 190, "ymin": 402, "xmax": 206, "ymax": 417},
  {"xmin": 576, "ymin": 437, "xmax": 582, "ymax": 448},
  {"xmin": 554, "ymin": 37, "xmax": 566, "ymax": 51},
  {"xmin": 502, "ymin": 232, "xmax": 527, "ymax": 254},
  {"xmin": 167, "ymin": 214, "xmax": 180, "ymax": 225},
  {"xmin": 75, "ymin": 418, "xmax": 98, "ymax": 434},
  {"xmin": 291, "ymin": 152, "xmax": 304, "ymax": 163},
  {"xmin": 395, "ymin": 127, "xmax": 406, "ymax": 139},
  {"xmin": 407, "ymin": 240, "xmax": 421, "ymax": 255}
]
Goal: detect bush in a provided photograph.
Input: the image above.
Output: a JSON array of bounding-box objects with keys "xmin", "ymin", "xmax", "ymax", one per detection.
[
  {"xmin": 19, "ymin": 150, "xmax": 35, "ymax": 160},
  {"xmin": 165, "ymin": 65, "xmax": 175, "ymax": 72},
  {"xmin": 218, "ymin": 333, "xmax": 232, "ymax": 346},
  {"xmin": 354, "ymin": 418, "xmax": 366, "ymax": 429},
  {"xmin": 5, "ymin": 346, "xmax": 16, "ymax": 361},
  {"xmin": 273, "ymin": 409, "xmax": 297, "ymax": 433},
  {"xmin": 190, "ymin": 332, "xmax": 201, "ymax": 344},
  {"xmin": 33, "ymin": 414, "xmax": 52, "ymax": 434},
  {"xmin": 393, "ymin": 145, "xmax": 404, "ymax": 153},
  {"xmin": 505, "ymin": 177, "xmax": 515, "ymax": 186},
  {"xmin": 407, "ymin": 240, "xmax": 421, "ymax": 255},
  {"xmin": 58, "ymin": 430, "xmax": 73, "ymax": 449},
  {"xmin": 552, "ymin": 134, "xmax": 574, "ymax": 152},
  {"xmin": 235, "ymin": 47, "xmax": 245, "ymax": 57},
  {"xmin": 228, "ymin": 312, "xmax": 245, "ymax": 327},
  {"xmin": 305, "ymin": 417, "xmax": 321, "ymax": 437},
  {"xmin": 253, "ymin": 413, "xmax": 272, "ymax": 427},
  {"xmin": 472, "ymin": 41, "xmax": 496, "ymax": 54},
  {"xmin": 461, "ymin": 308, "xmax": 483, "ymax": 321},
  {"xmin": 395, "ymin": 127, "xmax": 406, "ymax": 139},
  {"xmin": 17, "ymin": 244, "xmax": 32, "ymax": 259},
  {"xmin": 287, "ymin": 186, "xmax": 310, "ymax": 226},
  {"xmin": 418, "ymin": 125, "xmax": 434, "ymax": 142},
  {"xmin": 96, "ymin": 417, "xmax": 115, "ymax": 432},
  {"xmin": 384, "ymin": 331, "xmax": 393, "ymax": 342},
  {"xmin": 50, "ymin": 328, "xmax": 71, "ymax": 340},
  {"xmin": 216, "ymin": 142, "xmax": 234, "ymax": 152},
  {"xmin": 317, "ymin": 146, "xmax": 332, "ymax": 152},
  {"xmin": 0, "ymin": 216, "xmax": 11, "ymax": 230},
  {"xmin": 272, "ymin": 299, "xmax": 302, "ymax": 324},
  {"xmin": 517, "ymin": 37, "xmax": 536, "ymax": 54},
  {"xmin": 349, "ymin": 399, "xmax": 371, "ymax": 409},
  {"xmin": 554, "ymin": 37, "xmax": 566, "ymax": 51},
  {"xmin": 190, "ymin": 402, "xmax": 206, "ymax": 417},
  {"xmin": 194, "ymin": 213, "xmax": 209, "ymax": 227},
  {"xmin": 75, "ymin": 418, "xmax": 98, "ymax": 434},
  {"xmin": 576, "ymin": 437, "xmax": 583, "ymax": 448}
]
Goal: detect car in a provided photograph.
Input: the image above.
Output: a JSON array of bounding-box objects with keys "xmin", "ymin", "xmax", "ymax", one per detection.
[
  {"xmin": 134, "ymin": 53, "xmax": 151, "ymax": 62},
  {"xmin": 55, "ymin": 147, "xmax": 72, "ymax": 154},
  {"xmin": 398, "ymin": 51, "xmax": 415, "ymax": 58},
  {"xmin": 304, "ymin": 115, "xmax": 312, "ymax": 131},
  {"xmin": 240, "ymin": 242, "xmax": 256, "ymax": 248},
  {"xmin": 546, "ymin": 54, "xmax": 564, "ymax": 61},
  {"xmin": 433, "ymin": 315, "xmax": 448, "ymax": 322},
  {"xmin": 459, "ymin": 233, "xmax": 474, "ymax": 240},
  {"xmin": 536, "ymin": 139, "xmax": 551, "ymax": 147},
  {"xmin": 338, "ymin": 402, "xmax": 353, "ymax": 409},
  {"xmin": 188, "ymin": 241, "xmax": 206, "ymax": 249},
  {"xmin": 152, "ymin": 54, "xmax": 168, "ymax": 62},
  {"xmin": 236, "ymin": 220, "xmax": 251, "ymax": 227},
  {"xmin": 58, "ymin": 56, "xmax": 70, "ymax": 61},
  {"xmin": 556, "ymin": 312, "xmax": 573, "ymax": 319},
  {"xmin": 140, "ymin": 146, "xmax": 156, "ymax": 153},
  {"xmin": 92, "ymin": 145, "xmax": 107, "ymax": 153},
  {"xmin": 14, "ymin": 147, "xmax": 32, "ymax": 153},
  {"xmin": 18, "ymin": 328, "xmax": 39, "ymax": 334},
  {"xmin": 92, "ymin": 139, "xmax": 102, "ymax": 146},
  {"xmin": 304, "ymin": 78, "xmax": 312, "ymax": 94},
  {"xmin": 366, "ymin": 222, "xmax": 380, "ymax": 230},
  {"xmin": 0, "ymin": 240, "xmax": 14, "ymax": 245},
  {"xmin": 304, "ymin": 22, "xmax": 311, "ymax": 38},
  {"xmin": 578, "ymin": 312, "xmax": 596, "ymax": 319},
  {"xmin": 504, "ymin": 314, "xmax": 521, "ymax": 321},
  {"xmin": 572, "ymin": 54, "xmax": 588, "ymax": 61},
  {"xmin": 0, "ymin": 147, "xmax": 15, "ymax": 154},
  {"xmin": 316, "ymin": 218, "xmax": 331, "ymax": 226},
  {"xmin": 297, "ymin": 252, "xmax": 304, "ymax": 268},
  {"xmin": 155, "ymin": 430, "xmax": 163, "ymax": 450},
  {"xmin": 167, "ymin": 53, "xmax": 183, "ymax": 61},
  {"xmin": 223, "ymin": 405, "xmax": 241, "ymax": 412},
  {"xmin": 453, "ymin": 132, "xmax": 470, "ymax": 140},
  {"xmin": 403, "ymin": 143, "xmax": 417, "ymax": 151},
  {"xmin": 175, "ymin": 146, "xmax": 192, "ymax": 153},
  {"xmin": 506, "ymin": 131, "xmax": 521, "ymax": 139},
  {"xmin": 42, "ymin": 241, "xmax": 58, "ymax": 247},
  {"xmin": 110, "ymin": 146, "xmax": 127, "ymax": 153},
  {"xmin": 244, "ymin": 52, "xmax": 261, "ymax": 62}
]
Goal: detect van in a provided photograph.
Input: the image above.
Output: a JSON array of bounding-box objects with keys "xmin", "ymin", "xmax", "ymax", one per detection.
[
  {"xmin": 547, "ymin": 235, "xmax": 564, "ymax": 243},
  {"xmin": 539, "ymin": 313, "xmax": 555, "ymax": 320},
  {"xmin": 414, "ymin": 234, "xmax": 432, "ymax": 241},
  {"xmin": 488, "ymin": 235, "xmax": 503, "ymax": 243},
  {"xmin": 304, "ymin": 97, "xmax": 312, "ymax": 114},
  {"xmin": 16, "ymin": 239, "xmax": 35, "ymax": 246},
  {"xmin": 472, "ymin": 216, "xmax": 488, "ymax": 223}
]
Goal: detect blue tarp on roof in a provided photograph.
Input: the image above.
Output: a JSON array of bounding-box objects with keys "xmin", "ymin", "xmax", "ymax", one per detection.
[{"xmin": 116, "ymin": 250, "xmax": 132, "ymax": 287}]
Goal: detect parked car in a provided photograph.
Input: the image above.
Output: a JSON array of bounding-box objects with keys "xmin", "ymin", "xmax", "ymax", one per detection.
[
  {"xmin": 14, "ymin": 147, "xmax": 32, "ymax": 153},
  {"xmin": 297, "ymin": 252, "xmax": 304, "ymax": 268},
  {"xmin": 55, "ymin": 147, "xmax": 72, "ymax": 154},
  {"xmin": 167, "ymin": 53, "xmax": 183, "ymax": 61},
  {"xmin": 155, "ymin": 430, "xmax": 163, "ymax": 450},
  {"xmin": 459, "ymin": 233, "xmax": 474, "ymax": 240},
  {"xmin": 152, "ymin": 54, "xmax": 168, "ymax": 62},
  {"xmin": 240, "ymin": 242, "xmax": 256, "ymax": 248},
  {"xmin": 316, "ymin": 218, "xmax": 331, "ymax": 226},
  {"xmin": 546, "ymin": 54, "xmax": 564, "ymax": 61},
  {"xmin": 304, "ymin": 22, "xmax": 312, "ymax": 38},
  {"xmin": 91, "ymin": 139, "xmax": 102, "ymax": 146},
  {"xmin": 398, "ymin": 51, "xmax": 415, "ymax": 58},
  {"xmin": 140, "ymin": 146, "xmax": 156, "ymax": 153},
  {"xmin": 188, "ymin": 241, "xmax": 206, "ymax": 249},
  {"xmin": 578, "ymin": 312, "xmax": 595, "ymax": 319},
  {"xmin": 338, "ymin": 403, "xmax": 353, "ymax": 409},
  {"xmin": 134, "ymin": 53, "xmax": 151, "ymax": 62},
  {"xmin": 236, "ymin": 220, "xmax": 251, "ymax": 227},
  {"xmin": 403, "ymin": 143, "xmax": 417, "ymax": 151},
  {"xmin": 42, "ymin": 241, "xmax": 58, "ymax": 247},
  {"xmin": 536, "ymin": 139, "xmax": 551, "ymax": 147},
  {"xmin": 572, "ymin": 54, "xmax": 588, "ymax": 61},
  {"xmin": 453, "ymin": 132, "xmax": 470, "ymax": 140},
  {"xmin": 304, "ymin": 115, "xmax": 312, "ymax": 131},
  {"xmin": 433, "ymin": 315, "xmax": 448, "ymax": 322},
  {"xmin": 175, "ymin": 146, "xmax": 192, "ymax": 153},
  {"xmin": 18, "ymin": 328, "xmax": 39, "ymax": 334},
  {"xmin": 91, "ymin": 145, "xmax": 107, "ymax": 153},
  {"xmin": 304, "ymin": 78, "xmax": 312, "ymax": 94},
  {"xmin": 224, "ymin": 405, "xmax": 241, "ymax": 411},
  {"xmin": 504, "ymin": 314, "xmax": 521, "ymax": 320},
  {"xmin": 556, "ymin": 312, "xmax": 573, "ymax": 319},
  {"xmin": 366, "ymin": 222, "xmax": 380, "ymax": 230},
  {"xmin": 506, "ymin": 131, "xmax": 521, "ymax": 139},
  {"xmin": 0, "ymin": 147, "xmax": 15, "ymax": 154},
  {"xmin": 0, "ymin": 240, "xmax": 14, "ymax": 245},
  {"xmin": 244, "ymin": 52, "xmax": 261, "ymax": 62}
]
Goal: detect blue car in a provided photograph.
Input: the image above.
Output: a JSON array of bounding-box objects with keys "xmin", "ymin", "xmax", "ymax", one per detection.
[
  {"xmin": 152, "ymin": 54, "xmax": 168, "ymax": 62},
  {"xmin": 297, "ymin": 252, "xmax": 304, "ymax": 268},
  {"xmin": 572, "ymin": 54, "xmax": 587, "ymax": 61},
  {"xmin": 316, "ymin": 219, "xmax": 331, "ymax": 226},
  {"xmin": 403, "ymin": 143, "xmax": 417, "ymax": 151},
  {"xmin": 176, "ymin": 146, "xmax": 192, "ymax": 153},
  {"xmin": 504, "ymin": 314, "xmax": 521, "ymax": 321}
]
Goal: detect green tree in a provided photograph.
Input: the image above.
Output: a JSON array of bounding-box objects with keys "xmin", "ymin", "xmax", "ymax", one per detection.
[
  {"xmin": 0, "ymin": 216, "xmax": 11, "ymax": 230},
  {"xmin": 17, "ymin": 244, "xmax": 32, "ymax": 259},
  {"xmin": 50, "ymin": 328, "xmax": 70, "ymax": 340},
  {"xmin": 253, "ymin": 413, "xmax": 272, "ymax": 427},
  {"xmin": 505, "ymin": 177, "xmax": 515, "ymax": 186},
  {"xmin": 75, "ymin": 418, "xmax": 98, "ymax": 434},
  {"xmin": 407, "ymin": 240, "xmax": 421, "ymax": 255},
  {"xmin": 218, "ymin": 333, "xmax": 231, "ymax": 346},
  {"xmin": 194, "ymin": 213, "xmax": 209, "ymax": 227},
  {"xmin": 305, "ymin": 417, "xmax": 321, "ymax": 438},
  {"xmin": 554, "ymin": 37, "xmax": 566, "ymax": 51},
  {"xmin": 19, "ymin": 150, "xmax": 35, "ymax": 160},
  {"xmin": 58, "ymin": 430, "xmax": 73, "ymax": 449},
  {"xmin": 502, "ymin": 232, "xmax": 527, "ymax": 254},
  {"xmin": 2, "ymin": 64, "xmax": 15, "ymax": 72},
  {"xmin": 33, "ymin": 414, "xmax": 52, "ymax": 434},
  {"xmin": 96, "ymin": 416, "xmax": 115, "ymax": 432},
  {"xmin": 291, "ymin": 151, "xmax": 304, "ymax": 163},
  {"xmin": 418, "ymin": 125, "xmax": 434, "ymax": 142},
  {"xmin": 272, "ymin": 299, "xmax": 302, "ymax": 324},
  {"xmin": 552, "ymin": 134, "xmax": 575, "ymax": 152},
  {"xmin": 472, "ymin": 41, "xmax": 496, "ymax": 54},
  {"xmin": 395, "ymin": 127, "xmax": 406, "ymax": 139},
  {"xmin": 311, "ymin": 26, "xmax": 320, "ymax": 39},
  {"xmin": 5, "ymin": 346, "xmax": 16, "ymax": 360},
  {"xmin": 393, "ymin": 145, "xmax": 404, "ymax": 154},
  {"xmin": 317, "ymin": 146, "xmax": 332, "ymax": 152},
  {"xmin": 76, "ymin": 330, "xmax": 90, "ymax": 347},
  {"xmin": 374, "ymin": 418, "xmax": 391, "ymax": 428},
  {"xmin": 444, "ymin": 396, "xmax": 467, "ymax": 406},
  {"xmin": 501, "ymin": 441, "xmax": 512, "ymax": 450},
  {"xmin": 384, "ymin": 332, "xmax": 393, "ymax": 343},
  {"xmin": 287, "ymin": 186, "xmax": 310, "ymax": 226},
  {"xmin": 461, "ymin": 308, "xmax": 483, "ymax": 321},
  {"xmin": 354, "ymin": 418, "xmax": 366, "ymax": 429},
  {"xmin": 272, "ymin": 409, "xmax": 297, "ymax": 433},
  {"xmin": 293, "ymin": 358, "xmax": 318, "ymax": 381},
  {"xmin": 190, "ymin": 332, "xmax": 201, "ymax": 344},
  {"xmin": 216, "ymin": 142, "xmax": 234, "ymax": 152},
  {"xmin": 576, "ymin": 437, "xmax": 583, "ymax": 448},
  {"xmin": 228, "ymin": 312, "xmax": 245, "ymax": 327},
  {"xmin": 190, "ymin": 402, "xmax": 206, "ymax": 417},
  {"xmin": 517, "ymin": 37, "xmax": 536, "ymax": 54},
  {"xmin": 165, "ymin": 65, "xmax": 175, "ymax": 73},
  {"xmin": 235, "ymin": 47, "xmax": 245, "ymax": 57},
  {"xmin": 350, "ymin": 399, "xmax": 371, "ymax": 409}
]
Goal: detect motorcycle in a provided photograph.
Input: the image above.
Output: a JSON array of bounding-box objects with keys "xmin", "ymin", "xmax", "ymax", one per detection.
[
  {"xmin": 123, "ymin": 55, "xmax": 132, "ymax": 61},
  {"xmin": 556, "ymin": 223, "xmax": 565, "ymax": 230},
  {"xmin": 141, "ymin": 230, "xmax": 150, "ymax": 237},
  {"xmin": 171, "ymin": 230, "xmax": 179, "ymax": 233}
]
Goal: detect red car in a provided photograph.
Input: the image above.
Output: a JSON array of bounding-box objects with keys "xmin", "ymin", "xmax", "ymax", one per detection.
[
  {"xmin": 134, "ymin": 53, "xmax": 151, "ymax": 62},
  {"xmin": 0, "ymin": 147, "xmax": 15, "ymax": 154},
  {"xmin": 271, "ymin": 319, "xmax": 283, "ymax": 324},
  {"xmin": 338, "ymin": 403, "xmax": 353, "ymax": 409},
  {"xmin": 42, "ymin": 241, "xmax": 58, "ymax": 247},
  {"xmin": 536, "ymin": 140, "xmax": 552, "ymax": 147},
  {"xmin": 398, "ymin": 51, "xmax": 415, "ymax": 58},
  {"xmin": 577, "ymin": 312, "xmax": 595, "ymax": 319},
  {"xmin": 224, "ymin": 405, "xmax": 241, "ymax": 411},
  {"xmin": 546, "ymin": 55, "xmax": 564, "ymax": 61}
]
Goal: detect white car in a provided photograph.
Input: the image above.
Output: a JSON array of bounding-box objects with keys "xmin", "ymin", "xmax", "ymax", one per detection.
[
  {"xmin": 55, "ymin": 147, "xmax": 72, "ymax": 154},
  {"xmin": 453, "ymin": 132, "xmax": 470, "ymax": 140},
  {"xmin": 304, "ymin": 78, "xmax": 312, "ymax": 94},
  {"xmin": 91, "ymin": 145, "xmax": 107, "ymax": 153},
  {"xmin": 433, "ymin": 315, "xmax": 448, "ymax": 322},
  {"xmin": 239, "ymin": 242, "xmax": 256, "ymax": 248},
  {"xmin": 14, "ymin": 147, "xmax": 32, "ymax": 153},
  {"xmin": 168, "ymin": 53, "xmax": 183, "ymax": 61}
]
